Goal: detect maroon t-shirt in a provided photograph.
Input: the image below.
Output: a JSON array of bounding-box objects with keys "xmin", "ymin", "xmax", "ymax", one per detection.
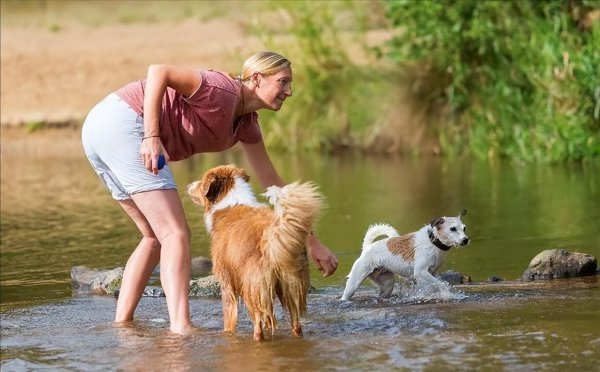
[{"xmin": 115, "ymin": 70, "xmax": 262, "ymax": 161}]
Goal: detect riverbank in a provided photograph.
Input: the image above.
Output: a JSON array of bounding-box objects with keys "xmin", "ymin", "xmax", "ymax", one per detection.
[
  {"xmin": 0, "ymin": 1, "xmax": 392, "ymax": 129},
  {"xmin": 0, "ymin": 15, "xmax": 261, "ymax": 127}
]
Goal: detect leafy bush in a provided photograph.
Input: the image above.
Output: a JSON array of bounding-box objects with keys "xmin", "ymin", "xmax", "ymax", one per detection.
[
  {"xmin": 250, "ymin": 0, "xmax": 389, "ymax": 152},
  {"xmin": 383, "ymin": 0, "xmax": 600, "ymax": 162}
]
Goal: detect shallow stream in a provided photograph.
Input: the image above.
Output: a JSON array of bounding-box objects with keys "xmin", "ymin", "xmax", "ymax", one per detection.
[{"xmin": 1, "ymin": 128, "xmax": 599, "ymax": 370}]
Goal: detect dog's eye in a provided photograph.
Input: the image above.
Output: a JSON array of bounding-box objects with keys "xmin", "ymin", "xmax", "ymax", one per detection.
[{"xmin": 450, "ymin": 227, "xmax": 457, "ymax": 232}]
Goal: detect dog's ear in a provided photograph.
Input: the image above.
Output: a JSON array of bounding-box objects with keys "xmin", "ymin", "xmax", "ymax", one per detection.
[
  {"xmin": 233, "ymin": 168, "xmax": 250, "ymax": 183},
  {"xmin": 201, "ymin": 175, "xmax": 223, "ymax": 204},
  {"xmin": 430, "ymin": 217, "xmax": 445, "ymax": 228}
]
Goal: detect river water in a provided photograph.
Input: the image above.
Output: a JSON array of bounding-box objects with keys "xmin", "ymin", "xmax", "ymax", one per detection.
[{"xmin": 1, "ymin": 127, "xmax": 599, "ymax": 370}]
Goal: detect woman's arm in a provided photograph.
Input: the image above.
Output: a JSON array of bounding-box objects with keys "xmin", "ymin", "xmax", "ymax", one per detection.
[
  {"xmin": 241, "ymin": 141, "xmax": 339, "ymax": 276},
  {"xmin": 240, "ymin": 141, "xmax": 285, "ymax": 188},
  {"xmin": 141, "ymin": 64, "xmax": 201, "ymax": 174}
]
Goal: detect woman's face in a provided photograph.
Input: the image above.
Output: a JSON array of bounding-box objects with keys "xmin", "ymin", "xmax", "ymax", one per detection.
[{"xmin": 255, "ymin": 67, "xmax": 293, "ymax": 111}]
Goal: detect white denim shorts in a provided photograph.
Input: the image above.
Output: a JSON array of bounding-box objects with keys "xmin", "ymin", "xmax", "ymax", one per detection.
[{"xmin": 81, "ymin": 93, "xmax": 176, "ymax": 200}]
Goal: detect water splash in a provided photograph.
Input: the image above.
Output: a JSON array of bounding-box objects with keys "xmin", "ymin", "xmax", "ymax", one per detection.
[{"xmin": 392, "ymin": 280, "xmax": 468, "ymax": 304}]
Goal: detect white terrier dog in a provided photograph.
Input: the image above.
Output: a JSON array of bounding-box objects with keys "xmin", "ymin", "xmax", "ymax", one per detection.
[{"xmin": 341, "ymin": 210, "xmax": 469, "ymax": 300}]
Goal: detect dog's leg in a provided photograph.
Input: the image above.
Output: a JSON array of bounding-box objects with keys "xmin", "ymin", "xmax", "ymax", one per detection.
[
  {"xmin": 341, "ymin": 256, "xmax": 372, "ymax": 300},
  {"xmin": 290, "ymin": 305, "xmax": 303, "ymax": 337},
  {"xmin": 291, "ymin": 320, "xmax": 302, "ymax": 337},
  {"xmin": 221, "ymin": 285, "xmax": 238, "ymax": 332},
  {"xmin": 252, "ymin": 313, "xmax": 264, "ymax": 342},
  {"xmin": 414, "ymin": 262, "xmax": 448, "ymax": 291},
  {"xmin": 368, "ymin": 269, "xmax": 395, "ymax": 298},
  {"xmin": 275, "ymin": 280, "xmax": 303, "ymax": 337}
]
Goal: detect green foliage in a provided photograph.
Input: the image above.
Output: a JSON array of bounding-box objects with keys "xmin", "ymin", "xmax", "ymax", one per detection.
[
  {"xmin": 251, "ymin": 0, "xmax": 388, "ymax": 152},
  {"xmin": 25, "ymin": 120, "xmax": 45, "ymax": 132},
  {"xmin": 384, "ymin": 0, "xmax": 600, "ymax": 162}
]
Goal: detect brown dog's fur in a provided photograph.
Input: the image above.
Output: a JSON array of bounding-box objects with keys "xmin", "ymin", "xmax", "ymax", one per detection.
[{"xmin": 187, "ymin": 165, "xmax": 323, "ymax": 341}]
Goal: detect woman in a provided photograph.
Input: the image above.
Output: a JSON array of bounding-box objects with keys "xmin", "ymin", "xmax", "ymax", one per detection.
[{"xmin": 81, "ymin": 51, "xmax": 338, "ymax": 335}]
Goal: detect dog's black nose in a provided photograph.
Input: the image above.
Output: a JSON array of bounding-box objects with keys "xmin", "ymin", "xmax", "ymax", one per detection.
[{"xmin": 462, "ymin": 237, "xmax": 470, "ymax": 245}]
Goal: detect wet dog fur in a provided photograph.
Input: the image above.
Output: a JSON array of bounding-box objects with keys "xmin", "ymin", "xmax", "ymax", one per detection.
[
  {"xmin": 187, "ymin": 165, "xmax": 323, "ymax": 341},
  {"xmin": 341, "ymin": 211, "xmax": 469, "ymax": 300}
]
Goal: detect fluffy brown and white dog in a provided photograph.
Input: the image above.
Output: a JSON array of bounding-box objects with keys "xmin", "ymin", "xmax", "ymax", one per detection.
[
  {"xmin": 341, "ymin": 210, "xmax": 469, "ymax": 301},
  {"xmin": 187, "ymin": 165, "xmax": 324, "ymax": 341}
]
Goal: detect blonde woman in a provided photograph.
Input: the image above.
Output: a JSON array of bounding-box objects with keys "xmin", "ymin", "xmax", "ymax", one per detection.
[{"xmin": 81, "ymin": 51, "xmax": 338, "ymax": 334}]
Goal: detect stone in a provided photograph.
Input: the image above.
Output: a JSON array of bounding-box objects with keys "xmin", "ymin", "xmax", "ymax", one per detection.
[
  {"xmin": 71, "ymin": 266, "xmax": 124, "ymax": 295},
  {"xmin": 189, "ymin": 275, "xmax": 221, "ymax": 297},
  {"xmin": 191, "ymin": 256, "xmax": 213, "ymax": 276},
  {"xmin": 143, "ymin": 286, "xmax": 165, "ymax": 297},
  {"xmin": 521, "ymin": 249, "xmax": 597, "ymax": 281},
  {"xmin": 152, "ymin": 256, "xmax": 213, "ymax": 277},
  {"xmin": 438, "ymin": 270, "xmax": 472, "ymax": 284}
]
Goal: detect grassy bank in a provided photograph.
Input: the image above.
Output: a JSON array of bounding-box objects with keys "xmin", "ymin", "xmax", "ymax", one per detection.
[{"xmin": 3, "ymin": 0, "xmax": 598, "ymax": 162}]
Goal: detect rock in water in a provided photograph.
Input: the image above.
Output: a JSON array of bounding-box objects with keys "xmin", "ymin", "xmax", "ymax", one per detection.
[
  {"xmin": 71, "ymin": 266, "xmax": 124, "ymax": 294},
  {"xmin": 521, "ymin": 249, "xmax": 597, "ymax": 281},
  {"xmin": 189, "ymin": 275, "xmax": 221, "ymax": 297},
  {"xmin": 152, "ymin": 256, "xmax": 212, "ymax": 277},
  {"xmin": 438, "ymin": 270, "xmax": 472, "ymax": 284}
]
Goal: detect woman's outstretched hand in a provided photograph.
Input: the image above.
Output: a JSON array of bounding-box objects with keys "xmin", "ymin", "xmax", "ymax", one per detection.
[{"xmin": 307, "ymin": 233, "xmax": 338, "ymax": 277}]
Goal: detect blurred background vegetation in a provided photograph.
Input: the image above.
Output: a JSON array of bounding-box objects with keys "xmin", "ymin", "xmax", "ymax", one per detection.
[{"xmin": 2, "ymin": 0, "xmax": 599, "ymax": 162}]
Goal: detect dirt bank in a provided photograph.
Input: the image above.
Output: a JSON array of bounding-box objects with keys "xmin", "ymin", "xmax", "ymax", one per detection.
[
  {"xmin": 1, "ymin": 16, "xmax": 265, "ymax": 126},
  {"xmin": 1, "ymin": 3, "xmax": 393, "ymax": 128},
  {"xmin": 1, "ymin": 3, "xmax": 421, "ymax": 153}
]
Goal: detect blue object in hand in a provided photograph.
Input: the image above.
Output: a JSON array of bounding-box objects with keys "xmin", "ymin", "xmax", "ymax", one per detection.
[{"xmin": 158, "ymin": 154, "xmax": 166, "ymax": 170}]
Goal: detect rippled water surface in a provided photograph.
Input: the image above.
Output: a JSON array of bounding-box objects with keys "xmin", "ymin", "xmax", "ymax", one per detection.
[{"xmin": 1, "ymin": 128, "xmax": 599, "ymax": 370}]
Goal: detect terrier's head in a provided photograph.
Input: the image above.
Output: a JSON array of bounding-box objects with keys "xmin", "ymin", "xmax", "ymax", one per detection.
[{"xmin": 429, "ymin": 209, "xmax": 469, "ymax": 248}]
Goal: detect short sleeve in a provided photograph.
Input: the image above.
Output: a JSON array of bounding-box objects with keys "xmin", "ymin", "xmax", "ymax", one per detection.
[
  {"xmin": 237, "ymin": 112, "xmax": 263, "ymax": 144},
  {"xmin": 181, "ymin": 70, "xmax": 209, "ymax": 106}
]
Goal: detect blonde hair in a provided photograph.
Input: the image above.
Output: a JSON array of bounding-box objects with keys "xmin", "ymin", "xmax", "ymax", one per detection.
[{"xmin": 237, "ymin": 51, "xmax": 291, "ymax": 82}]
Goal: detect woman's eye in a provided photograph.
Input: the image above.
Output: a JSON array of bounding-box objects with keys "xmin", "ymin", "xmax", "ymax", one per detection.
[{"xmin": 450, "ymin": 227, "xmax": 457, "ymax": 232}]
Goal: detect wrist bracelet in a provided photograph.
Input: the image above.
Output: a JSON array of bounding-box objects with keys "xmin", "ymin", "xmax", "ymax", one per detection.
[{"xmin": 142, "ymin": 135, "xmax": 160, "ymax": 140}]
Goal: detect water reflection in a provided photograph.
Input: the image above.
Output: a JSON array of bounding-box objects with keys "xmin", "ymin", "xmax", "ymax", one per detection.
[{"xmin": 1, "ymin": 128, "xmax": 599, "ymax": 311}]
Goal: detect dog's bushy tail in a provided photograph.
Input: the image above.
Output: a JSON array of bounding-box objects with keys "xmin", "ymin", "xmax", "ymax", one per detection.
[
  {"xmin": 262, "ymin": 181, "xmax": 324, "ymax": 271},
  {"xmin": 261, "ymin": 181, "xmax": 324, "ymax": 313},
  {"xmin": 363, "ymin": 223, "xmax": 400, "ymax": 249}
]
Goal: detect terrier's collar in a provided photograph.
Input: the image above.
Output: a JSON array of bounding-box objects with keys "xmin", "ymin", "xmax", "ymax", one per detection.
[{"xmin": 428, "ymin": 228, "xmax": 452, "ymax": 251}]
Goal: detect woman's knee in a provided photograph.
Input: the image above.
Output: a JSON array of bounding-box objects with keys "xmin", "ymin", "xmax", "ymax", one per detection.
[
  {"xmin": 142, "ymin": 235, "xmax": 161, "ymax": 250},
  {"xmin": 158, "ymin": 224, "xmax": 191, "ymax": 246}
]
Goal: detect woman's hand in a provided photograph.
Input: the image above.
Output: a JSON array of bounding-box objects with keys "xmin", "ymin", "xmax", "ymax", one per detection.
[
  {"xmin": 139, "ymin": 136, "xmax": 169, "ymax": 175},
  {"xmin": 140, "ymin": 64, "xmax": 200, "ymax": 175},
  {"xmin": 307, "ymin": 233, "xmax": 338, "ymax": 277},
  {"xmin": 240, "ymin": 142, "xmax": 338, "ymax": 275}
]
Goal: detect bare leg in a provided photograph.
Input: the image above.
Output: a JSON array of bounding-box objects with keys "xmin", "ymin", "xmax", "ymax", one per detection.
[
  {"xmin": 131, "ymin": 189, "xmax": 194, "ymax": 335},
  {"xmin": 115, "ymin": 199, "xmax": 161, "ymax": 322}
]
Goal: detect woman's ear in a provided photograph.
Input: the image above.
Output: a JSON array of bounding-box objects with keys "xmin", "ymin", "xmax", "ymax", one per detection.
[{"xmin": 252, "ymin": 72, "xmax": 261, "ymax": 88}]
